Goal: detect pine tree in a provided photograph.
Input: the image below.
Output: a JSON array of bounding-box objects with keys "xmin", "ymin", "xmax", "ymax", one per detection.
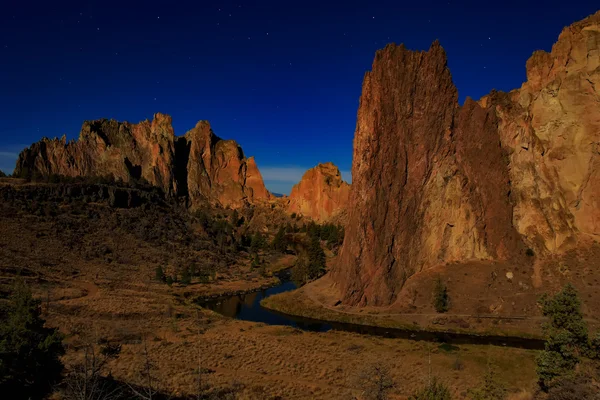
[
  {"xmin": 536, "ymin": 283, "xmax": 589, "ymax": 390},
  {"xmin": 307, "ymin": 235, "xmax": 326, "ymax": 279},
  {"xmin": 0, "ymin": 280, "xmax": 65, "ymax": 399},
  {"xmin": 271, "ymin": 226, "xmax": 287, "ymax": 252},
  {"xmin": 180, "ymin": 267, "xmax": 192, "ymax": 285}
]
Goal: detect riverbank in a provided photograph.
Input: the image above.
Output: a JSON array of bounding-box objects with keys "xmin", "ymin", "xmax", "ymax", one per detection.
[{"xmin": 261, "ymin": 275, "xmax": 546, "ymax": 340}]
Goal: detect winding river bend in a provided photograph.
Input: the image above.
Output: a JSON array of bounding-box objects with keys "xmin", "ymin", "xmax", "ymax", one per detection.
[{"xmin": 199, "ymin": 273, "xmax": 545, "ymax": 350}]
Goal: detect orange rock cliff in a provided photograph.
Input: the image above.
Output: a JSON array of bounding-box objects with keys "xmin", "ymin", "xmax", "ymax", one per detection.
[
  {"xmin": 332, "ymin": 11, "xmax": 600, "ymax": 306},
  {"xmin": 287, "ymin": 162, "xmax": 350, "ymax": 222},
  {"xmin": 14, "ymin": 114, "xmax": 271, "ymax": 208}
]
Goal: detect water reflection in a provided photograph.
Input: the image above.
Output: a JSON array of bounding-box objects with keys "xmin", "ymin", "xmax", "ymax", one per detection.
[
  {"xmin": 203, "ymin": 280, "xmax": 332, "ymax": 332},
  {"xmin": 201, "ymin": 276, "xmax": 545, "ymax": 349}
]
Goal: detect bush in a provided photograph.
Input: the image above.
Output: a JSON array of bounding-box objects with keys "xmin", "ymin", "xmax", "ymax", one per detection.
[
  {"xmin": 468, "ymin": 363, "xmax": 506, "ymax": 400},
  {"xmin": 180, "ymin": 267, "xmax": 192, "ymax": 285},
  {"xmin": 0, "ymin": 280, "xmax": 65, "ymax": 399},
  {"xmin": 409, "ymin": 377, "xmax": 452, "ymax": 400},
  {"xmin": 433, "ymin": 277, "xmax": 449, "ymax": 313},
  {"xmin": 155, "ymin": 266, "xmax": 166, "ymax": 282},
  {"xmin": 356, "ymin": 364, "xmax": 395, "ymax": 400}
]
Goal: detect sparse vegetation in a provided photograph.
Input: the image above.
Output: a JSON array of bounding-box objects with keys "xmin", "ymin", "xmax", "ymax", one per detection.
[
  {"xmin": 409, "ymin": 377, "xmax": 452, "ymax": 400},
  {"xmin": 433, "ymin": 276, "xmax": 449, "ymax": 313},
  {"xmin": 357, "ymin": 364, "xmax": 395, "ymax": 400}
]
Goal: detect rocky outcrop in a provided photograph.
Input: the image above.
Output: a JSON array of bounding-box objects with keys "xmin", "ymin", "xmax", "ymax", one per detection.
[
  {"xmin": 15, "ymin": 113, "xmax": 177, "ymax": 195},
  {"xmin": 15, "ymin": 114, "xmax": 270, "ymax": 208},
  {"xmin": 288, "ymin": 163, "xmax": 350, "ymax": 222},
  {"xmin": 333, "ymin": 11, "xmax": 600, "ymax": 306},
  {"xmin": 182, "ymin": 121, "xmax": 271, "ymax": 208}
]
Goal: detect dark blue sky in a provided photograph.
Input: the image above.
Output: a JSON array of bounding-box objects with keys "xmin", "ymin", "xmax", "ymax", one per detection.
[{"xmin": 1, "ymin": 1, "xmax": 598, "ymax": 193}]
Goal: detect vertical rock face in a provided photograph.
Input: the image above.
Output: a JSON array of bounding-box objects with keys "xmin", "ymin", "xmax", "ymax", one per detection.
[
  {"xmin": 183, "ymin": 121, "xmax": 271, "ymax": 208},
  {"xmin": 487, "ymin": 11, "xmax": 600, "ymax": 252},
  {"xmin": 334, "ymin": 10, "xmax": 600, "ymax": 306},
  {"xmin": 332, "ymin": 43, "xmax": 525, "ymax": 306},
  {"xmin": 15, "ymin": 115, "xmax": 271, "ymax": 208},
  {"xmin": 288, "ymin": 162, "xmax": 350, "ymax": 222}
]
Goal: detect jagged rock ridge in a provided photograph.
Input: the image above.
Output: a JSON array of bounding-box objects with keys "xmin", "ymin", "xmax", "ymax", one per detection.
[
  {"xmin": 333, "ymin": 11, "xmax": 600, "ymax": 306},
  {"xmin": 287, "ymin": 162, "xmax": 350, "ymax": 222},
  {"xmin": 14, "ymin": 113, "xmax": 271, "ymax": 208}
]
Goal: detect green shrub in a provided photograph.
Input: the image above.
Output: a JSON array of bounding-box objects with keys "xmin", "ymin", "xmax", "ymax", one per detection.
[
  {"xmin": 433, "ymin": 277, "xmax": 449, "ymax": 313},
  {"xmin": 155, "ymin": 266, "xmax": 166, "ymax": 282},
  {"xmin": 468, "ymin": 363, "xmax": 506, "ymax": 400},
  {"xmin": 0, "ymin": 280, "xmax": 65, "ymax": 399}
]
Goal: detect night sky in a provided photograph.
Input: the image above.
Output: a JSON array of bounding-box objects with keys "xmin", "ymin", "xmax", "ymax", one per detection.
[{"xmin": 1, "ymin": 1, "xmax": 598, "ymax": 193}]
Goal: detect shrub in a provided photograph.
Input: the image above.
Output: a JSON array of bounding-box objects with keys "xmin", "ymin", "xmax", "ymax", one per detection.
[
  {"xmin": 155, "ymin": 266, "xmax": 166, "ymax": 282},
  {"xmin": 180, "ymin": 267, "xmax": 192, "ymax": 285},
  {"xmin": 357, "ymin": 364, "xmax": 395, "ymax": 400},
  {"xmin": 166, "ymin": 276, "xmax": 174, "ymax": 286},
  {"xmin": 433, "ymin": 277, "xmax": 449, "ymax": 313},
  {"xmin": 0, "ymin": 280, "xmax": 65, "ymax": 399},
  {"xmin": 468, "ymin": 362, "xmax": 506, "ymax": 400},
  {"xmin": 409, "ymin": 377, "xmax": 452, "ymax": 400}
]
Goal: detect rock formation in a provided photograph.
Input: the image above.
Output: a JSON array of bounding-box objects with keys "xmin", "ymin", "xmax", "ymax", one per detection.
[
  {"xmin": 288, "ymin": 162, "xmax": 350, "ymax": 222},
  {"xmin": 333, "ymin": 11, "xmax": 600, "ymax": 306},
  {"xmin": 15, "ymin": 114, "xmax": 271, "ymax": 208}
]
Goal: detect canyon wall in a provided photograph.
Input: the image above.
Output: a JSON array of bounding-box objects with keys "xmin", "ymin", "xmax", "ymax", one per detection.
[{"xmin": 333, "ymin": 11, "xmax": 600, "ymax": 306}]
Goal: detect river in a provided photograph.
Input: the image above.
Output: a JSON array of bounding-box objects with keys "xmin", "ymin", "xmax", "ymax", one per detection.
[{"xmin": 199, "ymin": 274, "xmax": 545, "ymax": 350}]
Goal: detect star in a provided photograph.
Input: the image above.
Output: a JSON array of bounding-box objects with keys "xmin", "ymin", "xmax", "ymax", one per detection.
[
  {"xmin": 157, "ymin": 16, "xmax": 160, "ymax": 19},
  {"xmin": 97, "ymin": 27, "xmax": 100, "ymax": 31}
]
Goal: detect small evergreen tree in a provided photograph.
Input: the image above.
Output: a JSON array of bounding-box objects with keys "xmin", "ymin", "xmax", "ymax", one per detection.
[
  {"xmin": 250, "ymin": 233, "xmax": 265, "ymax": 254},
  {"xmin": 251, "ymin": 253, "xmax": 261, "ymax": 268},
  {"xmin": 0, "ymin": 280, "xmax": 65, "ymax": 399},
  {"xmin": 155, "ymin": 266, "xmax": 166, "ymax": 282},
  {"xmin": 165, "ymin": 276, "xmax": 174, "ymax": 286},
  {"xmin": 536, "ymin": 283, "xmax": 589, "ymax": 390},
  {"xmin": 180, "ymin": 267, "xmax": 192, "ymax": 285},
  {"xmin": 433, "ymin": 277, "xmax": 449, "ymax": 313},
  {"xmin": 271, "ymin": 226, "xmax": 287, "ymax": 252},
  {"xmin": 307, "ymin": 235, "xmax": 326, "ymax": 279},
  {"xmin": 230, "ymin": 209, "xmax": 239, "ymax": 227}
]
